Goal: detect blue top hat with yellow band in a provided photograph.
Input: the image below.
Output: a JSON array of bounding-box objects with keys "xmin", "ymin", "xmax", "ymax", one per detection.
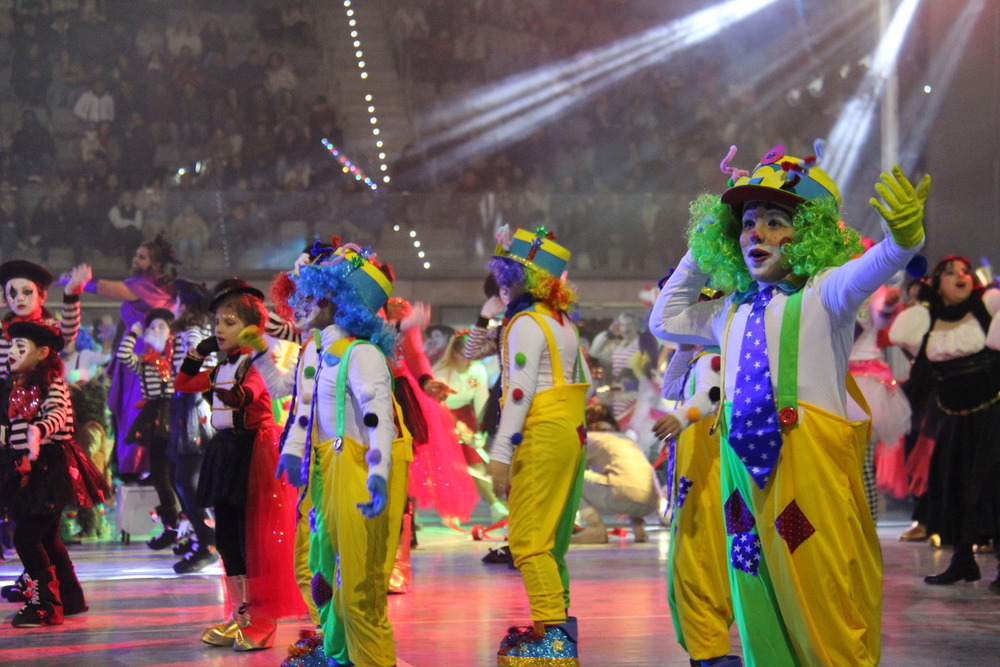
[
  {"xmin": 495, "ymin": 226, "xmax": 571, "ymax": 278},
  {"xmin": 721, "ymin": 143, "xmax": 840, "ymax": 213},
  {"xmin": 305, "ymin": 241, "xmax": 393, "ymax": 314},
  {"xmin": 339, "ymin": 246, "xmax": 393, "ymax": 314}
]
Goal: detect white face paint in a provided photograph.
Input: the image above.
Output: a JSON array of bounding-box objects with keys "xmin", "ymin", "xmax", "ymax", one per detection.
[
  {"xmin": 292, "ymin": 296, "xmax": 332, "ymax": 333},
  {"xmin": 8, "ymin": 337, "xmax": 43, "ymax": 374},
  {"xmin": 739, "ymin": 202, "xmax": 796, "ymax": 285},
  {"xmin": 5, "ymin": 278, "xmax": 44, "ymax": 318},
  {"xmin": 142, "ymin": 318, "xmax": 172, "ymax": 353}
]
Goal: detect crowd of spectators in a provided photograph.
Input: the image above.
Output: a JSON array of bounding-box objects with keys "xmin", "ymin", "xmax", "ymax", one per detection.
[
  {"xmin": 0, "ymin": 1, "xmax": 865, "ymax": 277},
  {"xmin": 0, "ymin": 0, "xmax": 358, "ymax": 270}
]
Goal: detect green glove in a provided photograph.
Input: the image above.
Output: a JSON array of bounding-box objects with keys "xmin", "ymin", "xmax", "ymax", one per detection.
[{"xmin": 869, "ymin": 165, "xmax": 931, "ymax": 248}]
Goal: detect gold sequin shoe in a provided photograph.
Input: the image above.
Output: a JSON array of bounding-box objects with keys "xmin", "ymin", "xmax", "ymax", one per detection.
[
  {"xmin": 233, "ymin": 609, "xmax": 276, "ymax": 651},
  {"xmin": 201, "ymin": 617, "xmax": 240, "ymax": 646}
]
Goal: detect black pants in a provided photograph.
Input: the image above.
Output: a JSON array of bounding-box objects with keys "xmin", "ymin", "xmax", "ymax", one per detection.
[
  {"xmin": 174, "ymin": 452, "xmax": 214, "ymax": 546},
  {"xmin": 148, "ymin": 427, "xmax": 181, "ymax": 528},
  {"xmin": 11, "ymin": 505, "xmax": 85, "ymax": 609},
  {"xmin": 214, "ymin": 500, "xmax": 247, "ymax": 576}
]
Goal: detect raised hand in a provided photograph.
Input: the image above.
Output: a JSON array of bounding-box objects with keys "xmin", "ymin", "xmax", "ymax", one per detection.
[{"xmin": 870, "ymin": 166, "xmax": 931, "ymax": 248}]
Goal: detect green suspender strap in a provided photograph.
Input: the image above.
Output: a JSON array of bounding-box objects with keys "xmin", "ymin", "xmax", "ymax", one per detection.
[
  {"xmin": 714, "ymin": 288, "xmax": 804, "ymax": 430},
  {"xmin": 775, "ymin": 288, "xmax": 872, "ymax": 424},
  {"xmin": 334, "ymin": 340, "xmax": 369, "ymax": 440},
  {"xmin": 775, "ymin": 288, "xmax": 803, "ymax": 424}
]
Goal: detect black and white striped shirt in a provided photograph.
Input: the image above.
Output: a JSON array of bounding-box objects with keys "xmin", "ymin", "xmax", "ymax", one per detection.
[
  {"xmin": 6, "ymin": 376, "xmax": 75, "ymax": 454},
  {"xmin": 116, "ymin": 331, "xmax": 173, "ymax": 399}
]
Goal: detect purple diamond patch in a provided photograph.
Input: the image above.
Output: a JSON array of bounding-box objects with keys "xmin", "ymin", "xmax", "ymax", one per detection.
[
  {"xmin": 774, "ymin": 499, "xmax": 816, "ymax": 554},
  {"xmin": 311, "ymin": 572, "xmax": 332, "ymax": 607},
  {"xmin": 725, "ymin": 489, "xmax": 756, "ymax": 535},
  {"xmin": 730, "ymin": 531, "xmax": 762, "ymax": 576}
]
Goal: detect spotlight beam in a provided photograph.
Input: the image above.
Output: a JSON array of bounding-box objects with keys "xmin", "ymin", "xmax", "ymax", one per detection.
[
  {"xmin": 898, "ymin": 0, "xmax": 986, "ymax": 170},
  {"xmin": 825, "ymin": 0, "xmax": 924, "ymax": 191},
  {"xmin": 410, "ymin": 0, "xmax": 781, "ymax": 179}
]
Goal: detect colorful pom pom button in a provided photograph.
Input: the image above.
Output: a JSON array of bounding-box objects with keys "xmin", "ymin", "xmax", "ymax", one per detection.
[
  {"xmin": 297, "ymin": 416, "xmax": 309, "ymax": 428},
  {"xmin": 511, "ymin": 432, "xmax": 523, "ymax": 445},
  {"xmin": 304, "ymin": 366, "xmax": 316, "ymax": 379},
  {"xmin": 514, "ymin": 352, "xmax": 527, "ymax": 367},
  {"xmin": 366, "ymin": 449, "xmax": 382, "ymax": 465},
  {"xmin": 778, "ymin": 407, "xmax": 798, "ymax": 425},
  {"xmin": 511, "ymin": 388, "xmax": 524, "ymax": 402},
  {"xmin": 710, "ymin": 355, "xmax": 721, "ymax": 372},
  {"xmin": 363, "ymin": 412, "xmax": 379, "ymax": 427},
  {"xmin": 686, "ymin": 406, "xmax": 702, "ymax": 422}
]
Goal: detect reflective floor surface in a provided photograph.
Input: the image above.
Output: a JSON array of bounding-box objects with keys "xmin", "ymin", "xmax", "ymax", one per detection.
[{"xmin": 1, "ymin": 511, "xmax": 999, "ymax": 666}]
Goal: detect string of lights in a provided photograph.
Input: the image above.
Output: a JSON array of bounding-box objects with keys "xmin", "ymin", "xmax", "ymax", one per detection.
[{"xmin": 339, "ymin": 0, "xmax": 430, "ymax": 270}]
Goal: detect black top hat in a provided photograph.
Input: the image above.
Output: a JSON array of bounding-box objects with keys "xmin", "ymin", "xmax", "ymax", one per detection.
[
  {"xmin": 144, "ymin": 308, "xmax": 175, "ymax": 328},
  {"xmin": 7, "ymin": 321, "xmax": 64, "ymax": 353},
  {"xmin": 209, "ymin": 278, "xmax": 265, "ymax": 312},
  {"xmin": 0, "ymin": 260, "xmax": 54, "ymax": 290}
]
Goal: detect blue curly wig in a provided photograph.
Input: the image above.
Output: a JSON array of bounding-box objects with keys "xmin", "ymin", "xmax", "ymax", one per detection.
[{"xmin": 289, "ymin": 263, "xmax": 397, "ymax": 357}]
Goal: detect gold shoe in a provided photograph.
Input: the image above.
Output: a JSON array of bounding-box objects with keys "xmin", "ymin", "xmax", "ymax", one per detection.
[
  {"xmin": 234, "ymin": 619, "xmax": 276, "ymax": 651},
  {"xmin": 898, "ymin": 522, "xmax": 927, "ymax": 542},
  {"xmin": 201, "ymin": 619, "xmax": 240, "ymax": 646}
]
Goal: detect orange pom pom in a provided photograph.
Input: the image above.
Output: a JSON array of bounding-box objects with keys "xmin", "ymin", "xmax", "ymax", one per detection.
[{"xmin": 686, "ymin": 406, "xmax": 702, "ymax": 422}]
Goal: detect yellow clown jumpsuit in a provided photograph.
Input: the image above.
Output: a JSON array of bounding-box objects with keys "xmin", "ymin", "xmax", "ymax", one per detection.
[
  {"xmin": 307, "ymin": 336, "xmax": 412, "ymax": 667},
  {"xmin": 500, "ymin": 307, "xmax": 590, "ymax": 625},
  {"xmin": 664, "ymin": 348, "xmax": 735, "ymax": 661}
]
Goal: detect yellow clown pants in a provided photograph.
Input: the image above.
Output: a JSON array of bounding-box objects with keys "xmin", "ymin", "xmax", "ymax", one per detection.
[
  {"xmin": 295, "ymin": 486, "xmax": 320, "ymax": 627},
  {"xmin": 309, "ymin": 433, "xmax": 409, "ymax": 667},
  {"xmin": 507, "ymin": 383, "xmax": 587, "ymax": 625},
  {"xmin": 721, "ymin": 401, "xmax": 881, "ymax": 667},
  {"xmin": 667, "ymin": 418, "xmax": 734, "ymax": 661}
]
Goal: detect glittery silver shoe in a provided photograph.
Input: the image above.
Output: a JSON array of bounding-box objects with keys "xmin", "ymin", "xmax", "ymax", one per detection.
[{"xmin": 497, "ymin": 617, "xmax": 579, "ymax": 666}]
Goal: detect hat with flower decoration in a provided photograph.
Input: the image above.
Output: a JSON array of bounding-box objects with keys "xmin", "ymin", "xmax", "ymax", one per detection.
[
  {"xmin": 720, "ymin": 141, "xmax": 840, "ymax": 213},
  {"xmin": 303, "ymin": 237, "xmax": 393, "ymax": 314},
  {"xmin": 493, "ymin": 225, "xmax": 571, "ymax": 278}
]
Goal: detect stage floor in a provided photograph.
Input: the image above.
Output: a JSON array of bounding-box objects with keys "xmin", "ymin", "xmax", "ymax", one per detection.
[{"xmin": 1, "ymin": 515, "xmax": 999, "ymax": 666}]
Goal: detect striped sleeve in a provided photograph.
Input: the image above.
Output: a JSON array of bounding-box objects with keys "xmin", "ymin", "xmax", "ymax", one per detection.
[
  {"xmin": 116, "ymin": 331, "xmax": 144, "ymax": 373},
  {"xmin": 59, "ymin": 294, "xmax": 82, "ymax": 343},
  {"xmin": 266, "ymin": 311, "xmax": 302, "ymax": 346},
  {"xmin": 464, "ymin": 324, "xmax": 501, "ymax": 360},
  {"xmin": 10, "ymin": 378, "xmax": 74, "ymax": 452}
]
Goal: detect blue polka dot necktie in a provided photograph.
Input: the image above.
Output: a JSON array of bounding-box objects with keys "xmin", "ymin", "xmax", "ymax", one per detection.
[{"xmin": 729, "ymin": 286, "xmax": 782, "ymax": 489}]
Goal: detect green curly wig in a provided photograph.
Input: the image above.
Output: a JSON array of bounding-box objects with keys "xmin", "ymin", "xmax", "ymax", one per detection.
[{"xmin": 686, "ymin": 194, "xmax": 863, "ymax": 294}]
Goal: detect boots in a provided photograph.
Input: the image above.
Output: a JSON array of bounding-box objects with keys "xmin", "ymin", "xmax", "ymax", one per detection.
[
  {"xmin": 925, "ymin": 546, "xmax": 981, "ymax": 585},
  {"xmin": 497, "ymin": 616, "xmax": 579, "ymax": 666},
  {"xmin": 389, "ymin": 505, "xmax": 414, "ymax": 594},
  {"xmin": 201, "ymin": 575, "xmax": 245, "ymax": 646},
  {"xmin": 1, "ymin": 572, "xmax": 28, "ymax": 603},
  {"xmin": 146, "ymin": 526, "xmax": 179, "ymax": 551},
  {"xmin": 631, "ymin": 517, "xmax": 648, "ymax": 543},
  {"xmin": 12, "ymin": 567, "xmax": 64, "ymax": 628},
  {"xmin": 174, "ymin": 542, "xmax": 219, "ymax": 574},
  {"xmin": 570, "ymin": 507, "xmax": 608, "ymax": 544},
  {"xmin": 54, "ymin": 561, "xmax": 88, "ymax": 616},
  {"xmin": 233, "ymin": 575, "xmax": 277, "ymax": 651}
]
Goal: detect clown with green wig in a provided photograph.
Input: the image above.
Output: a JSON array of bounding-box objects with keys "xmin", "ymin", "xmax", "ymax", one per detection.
[
  {"xmin": 650, "ymin": 143, "xmax": 930, "ymax": 667},
  {"xmin": 286, "ymin": 241, "xmax": 411, "ymax": 667}
]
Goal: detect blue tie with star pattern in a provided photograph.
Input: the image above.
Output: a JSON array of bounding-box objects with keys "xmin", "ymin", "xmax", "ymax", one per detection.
[{"xmin": 729, "ymin": 286, "xmax": 782, "ymax": 489}]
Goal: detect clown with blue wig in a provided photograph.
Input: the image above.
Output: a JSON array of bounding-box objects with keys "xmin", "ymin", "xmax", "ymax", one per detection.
[{"xmin": 285, "ymin": 240, "xmax": 411, "ymax": 667}]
